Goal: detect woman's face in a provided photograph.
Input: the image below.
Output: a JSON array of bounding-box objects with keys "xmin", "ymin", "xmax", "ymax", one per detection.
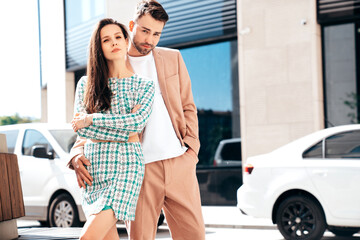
[{"xmin": 100, "ymin": 24, "xmax": 128, "ymax": 61}]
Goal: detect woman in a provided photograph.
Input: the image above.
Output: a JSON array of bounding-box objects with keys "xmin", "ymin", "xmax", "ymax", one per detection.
[{"xmin": 71, "ymin": 18, "xmax": 154, "ymax": 240}]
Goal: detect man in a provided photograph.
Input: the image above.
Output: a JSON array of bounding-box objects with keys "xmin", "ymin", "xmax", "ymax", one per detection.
[{"xmin": 68, "ymin": 1, "xmax": 205, "ymax": 239}]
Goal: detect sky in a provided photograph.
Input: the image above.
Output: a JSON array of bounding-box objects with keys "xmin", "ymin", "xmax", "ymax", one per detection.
[{"xmin": 0, "ymin": 0, "xmax": 41, "ymax": 119}]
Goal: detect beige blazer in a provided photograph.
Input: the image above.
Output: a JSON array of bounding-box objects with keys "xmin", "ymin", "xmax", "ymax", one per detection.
[{"xmin": 68, "ymin": 47, "xmax": 200, "ymax": 167}]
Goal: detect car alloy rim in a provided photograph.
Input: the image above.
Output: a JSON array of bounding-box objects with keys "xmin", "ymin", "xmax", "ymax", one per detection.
[
  {"xmin": 281, "ymin": 201, "xmax": 315, "ymax": 238},
  {"xmin": 54, "ymin": 200, "xmax": 74, "ymax": 227}
]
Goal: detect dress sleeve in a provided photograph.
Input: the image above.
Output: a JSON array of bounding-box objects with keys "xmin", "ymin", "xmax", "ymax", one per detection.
[
  {"xmin": 91, "ymin": 78, "xmax": 155, "ymax": 132},
  {"xmin": 74, "ymin": 77, "xmax": 130, "ymax": 142}
]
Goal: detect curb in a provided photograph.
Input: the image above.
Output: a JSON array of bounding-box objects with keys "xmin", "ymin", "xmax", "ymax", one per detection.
[
  {"xmin": 204, "ymin": 224, "xmax": 277, "ymax": 230},
  {"xmin": 162, "ymin": 222, "xmax": 277, "ymax": 230}
]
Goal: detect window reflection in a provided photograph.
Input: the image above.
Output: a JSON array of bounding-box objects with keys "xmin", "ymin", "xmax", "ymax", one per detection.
[
  {"xmin": 64, "ymin": 0, "xmax": 105, "ymax": 29},
  {"xmin": 180, "ymin": 40, "xmax": 239, "ymax": 166},
  {"xmin": 323, "ymin": 23, "xmax": 358, "ymax": 126},
  {"xmin": 181, "ymin": 41, "xmax": 232, "ymax": 111},
  {"xmin": 49, "ymin": 129, "xmax": 77, "ymax": 154},
  {"xmin": 325, "ymin": 130, "xmax": 360, "ymax": 159},
  {"xmin": 65, "ymin": 0, "xmax": 105, "ymax": 69},
  {"xmin": 303, "ymin": 130, "xmax": 360, "ymax": 159},
  {"xmin": 22, "ymin": 130, "xmax": 55, "ymax": 157},
  {"xmin": 303, "ymin": 141, "xmax": 323, "ymax": 158}
]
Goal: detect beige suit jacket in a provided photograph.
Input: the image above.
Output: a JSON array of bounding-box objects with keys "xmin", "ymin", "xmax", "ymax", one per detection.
[{"xmin": 68, "ymin": 47, "xmax": 200, "ymax": 168}]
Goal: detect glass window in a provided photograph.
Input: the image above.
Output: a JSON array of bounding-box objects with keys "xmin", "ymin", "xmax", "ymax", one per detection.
[
  {"xmin": 22, "ymin": 129, "xmax": 55, "ymax": 157},
  {"xmin": 64, "ymin": 0, "xmax": 105, "ymax": 29},
  {"xmin": 221, "ymin": 142, "xmax": 241, "ymax": 161},
  {"xmin": 303, "ymin": 141, "xmax": 323, "ymax": 158},
  {"xmin": 325, "ymin": 130, "xmax": 360, "ymax": 159},
  {"xmin": 49, "ymin": 129, "xmax": 77, "ymax": 154},
  {"xmin": 0, "ymin": 130, "xmax": 19, "ymax": 153},
  {"xmin": 65, "ymin": 0, "xmax": 105, "ymax": 70},
  {"xmin": 181, "ymin": 41, "xmax": 232, "ymax": 111},
  {"xmin": 158, "ymin": 0, "xmax": 237, "ymax": 47},
  {"xmin": 323, "ymin": 23, "xmax": 358, "ymax": 126},
  {"xmin": 180, "ymin": 40, "xmax": 239, "ymax": 166}
]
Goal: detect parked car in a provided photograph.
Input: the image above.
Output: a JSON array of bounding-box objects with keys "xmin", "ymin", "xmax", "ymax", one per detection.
[
  {"xmin": 0, "ymin": 123, "xmax": 165, "ymax": 227},
  {"xmin": 197, "ymin": 138, "xmax": 242, "ymax": 205},
  {"xmin": 237, "ymin": 124, "xmax": 360, "ymax": 239},
  {"xmin": 213, "ymin": 138, "xmax": 241, "ymax": 166},
  {"xmin": 0, "ymin": 123, "xmax": 85, "ymax": 227}
]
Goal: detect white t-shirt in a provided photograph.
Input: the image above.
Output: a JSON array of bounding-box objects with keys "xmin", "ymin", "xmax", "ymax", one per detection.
[{"xmin": 128, "ymin": 52, "xmax": 187, "ymax": 164}]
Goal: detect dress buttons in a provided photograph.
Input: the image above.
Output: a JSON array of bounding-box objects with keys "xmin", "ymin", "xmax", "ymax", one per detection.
[
  {"xmin": 113, "ymin": 91, "xmax": 117, "ymax": 95},
  {"xmin": 112, "ymin": 79, "xmax": 116, "ymax": 84}
]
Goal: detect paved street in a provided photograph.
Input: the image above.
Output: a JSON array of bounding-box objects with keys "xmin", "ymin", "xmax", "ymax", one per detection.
[{"xmin": 15, "ymin": 207, "xmax": 360, "ymax": 240}]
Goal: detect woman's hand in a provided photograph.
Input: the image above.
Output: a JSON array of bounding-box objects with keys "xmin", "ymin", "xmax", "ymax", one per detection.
[{"xmin": 72, "ymin": 113, "xmax": 93, "ymax": 132}]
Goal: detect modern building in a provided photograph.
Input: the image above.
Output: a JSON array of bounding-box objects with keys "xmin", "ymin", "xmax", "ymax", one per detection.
[
  {"xmin": 39, "ymin": 0, "xmax": 359, "ymax": 164},
  {"xmin": 238, "ymin": 0, "xmax": 359, "ymax": 159}
]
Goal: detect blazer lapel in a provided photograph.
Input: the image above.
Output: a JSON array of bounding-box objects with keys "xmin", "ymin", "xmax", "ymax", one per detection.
[{"xmin": 153, "ymin": 48, "xmax": 171, "ymax": 112}]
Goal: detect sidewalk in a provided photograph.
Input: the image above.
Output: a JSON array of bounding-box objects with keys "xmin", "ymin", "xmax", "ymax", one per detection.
[
  {"xmin": 201, "ymin": 206, "xmax": 276, "ymax": 229},
  {"xmin": 15, "ymin": 206, "xmax": 276, "ymax": 239}
]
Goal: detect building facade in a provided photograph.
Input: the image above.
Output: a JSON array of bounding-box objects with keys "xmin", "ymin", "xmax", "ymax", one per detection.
[
  {"xmin": 40, "ymin": 0, "xmax": 359, "ymax": 164},
  {"xmin": 238, "ymin": 0, "xmax": 359, "ymax": 160}
]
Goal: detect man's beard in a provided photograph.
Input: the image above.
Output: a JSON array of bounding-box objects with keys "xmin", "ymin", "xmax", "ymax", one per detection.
[{"xmin": 133, "ymin": 40, "xmax": 154, "ymax": 55}]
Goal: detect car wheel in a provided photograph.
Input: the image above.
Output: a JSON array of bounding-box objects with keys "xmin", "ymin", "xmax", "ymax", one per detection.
[
  {"xmin": 276, "ymin": 195, "xmax": 326, "ymax": 240},
  {"xmin": 48, "ymin": 193, "xmax": 80, "ymax": 227},
  {"xmin": 328, "ymin": 226, "xmax": 360, "ymax": 237}
]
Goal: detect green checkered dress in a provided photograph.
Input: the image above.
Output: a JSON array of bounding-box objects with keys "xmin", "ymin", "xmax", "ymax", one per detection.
[{"xmin": 74, "ymin": 74, "xmax": 154, "ymax": 221}]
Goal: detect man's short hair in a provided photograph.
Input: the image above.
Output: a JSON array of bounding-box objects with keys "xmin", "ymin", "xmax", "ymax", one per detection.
[{"xmin": 135, "ymin": 0, "xmax": 169, "ymax": 23}]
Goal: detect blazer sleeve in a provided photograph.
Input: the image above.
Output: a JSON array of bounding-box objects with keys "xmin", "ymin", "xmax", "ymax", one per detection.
[
  {"xmin": 75, "ymin": 77, "xmax": 130, "ymax": 142},
  {"xmin": 91, "ymin": 80, "xmax": 155, "ymax": 132},
  {"xmin": 177, "ymin": 51, "xmax": 201, "ymax": 154}
]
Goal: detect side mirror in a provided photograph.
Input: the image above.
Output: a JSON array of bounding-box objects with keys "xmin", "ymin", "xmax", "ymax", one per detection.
[{"xmin": 31, "ymin": 145, "xmax": 54, "ymax": 160}]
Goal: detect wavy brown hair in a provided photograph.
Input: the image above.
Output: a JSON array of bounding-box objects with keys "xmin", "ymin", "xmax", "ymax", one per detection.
[{"xmin": 84, "ymin": 18, "xmax": 129, "ymax": 113}]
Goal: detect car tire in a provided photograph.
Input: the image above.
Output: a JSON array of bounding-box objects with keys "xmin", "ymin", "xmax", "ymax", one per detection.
[
  {"xmin": 276, "ymin": 195, "xmax": 326, "ymax": 240},
  {"xmin": 328, "ymin": 226, "xmax": 360, "ymax": 237},
  {"xmin": 48, "ymin": 193, "xmax": 81, "ymax": 227}
]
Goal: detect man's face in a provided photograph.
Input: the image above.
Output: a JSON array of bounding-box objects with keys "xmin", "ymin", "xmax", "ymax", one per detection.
[{"xmin": 130, "ymin": 14, "xmax": 165, "ymax": 56}]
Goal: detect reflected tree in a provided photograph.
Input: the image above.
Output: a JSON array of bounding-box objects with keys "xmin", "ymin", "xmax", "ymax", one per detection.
[
  {"xmin": 344, "ymin": 93, "xmax": 360, "ymax": 123},
  {"xmin": 197, "ymin": 109, "xmax": 232, "ymax": 166}
]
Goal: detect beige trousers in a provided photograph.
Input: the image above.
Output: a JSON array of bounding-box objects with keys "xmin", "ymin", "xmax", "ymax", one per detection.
[{"xmin": 128, "ymin": 151, "xmax": 205, "ymax": 240}]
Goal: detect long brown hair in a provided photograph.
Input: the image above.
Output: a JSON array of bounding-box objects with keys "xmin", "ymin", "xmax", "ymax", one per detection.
[{"xmin": 84, "ymin": 18, "xmax": 129, "ymax": 113}]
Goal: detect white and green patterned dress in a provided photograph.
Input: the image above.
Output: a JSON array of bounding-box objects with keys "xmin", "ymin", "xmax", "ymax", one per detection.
[{"xmin": 74, "ymin": 74, "xmax": 154, "ymax": 221}]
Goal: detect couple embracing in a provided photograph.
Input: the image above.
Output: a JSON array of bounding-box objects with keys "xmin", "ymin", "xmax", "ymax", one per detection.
[{"xmin": 69, "ymin": 1, "xmax": 205, "ymax": 239}]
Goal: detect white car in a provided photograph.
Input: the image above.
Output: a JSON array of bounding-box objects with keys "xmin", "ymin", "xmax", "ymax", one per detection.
[
  {"xmin": 237, "ymin": 124, "xmax": 360, "ymax": 239},
  {"xmin": 0, "ymin": 123, "xmax": 86, "ymax": 227}
]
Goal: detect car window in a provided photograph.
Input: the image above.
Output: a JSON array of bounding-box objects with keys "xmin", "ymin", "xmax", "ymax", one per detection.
[
  {"xmin": 325, "ymin": 130, "xmax": 360, "ymax": 159},
  {"xmin": 49, "ymin": 129, "xmax": 77, "ymax": 154},
  {"xmin": 220, "ymin": 142, "xmax": 241, "ymax": 161},
  {"xmin": 0, "ymin": 130, "xmax": 19, "ymax": 153},
  {"xmin": 22, "ymin": 129, "xmax": 56, "ymax": 157},
  {"xmin": 303, "ymin": 141, "xmax": 323, "ymax": 158}
]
